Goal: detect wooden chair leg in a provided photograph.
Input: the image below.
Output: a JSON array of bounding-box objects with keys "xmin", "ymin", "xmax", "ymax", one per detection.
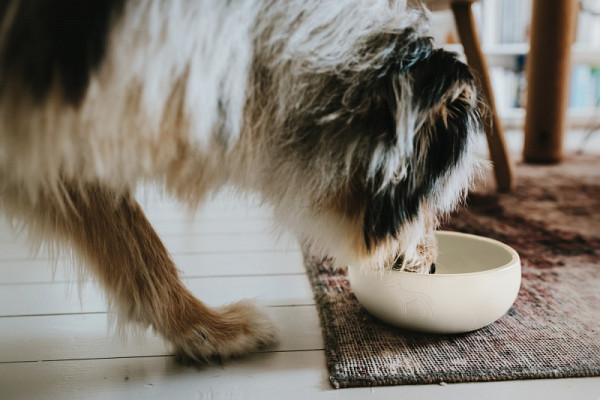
[
  {"xmin": 451, "ymin": 1, "xmax": 514, "ymax": 192},
  {"xmin": 523, "ymin": 0, "xmax": 577, "ymax": 163}
]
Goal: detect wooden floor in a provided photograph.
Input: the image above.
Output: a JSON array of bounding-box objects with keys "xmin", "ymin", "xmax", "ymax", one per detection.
[{"xmin": 1, "ymin": 132, "xmax": 600, "ymax": 398}]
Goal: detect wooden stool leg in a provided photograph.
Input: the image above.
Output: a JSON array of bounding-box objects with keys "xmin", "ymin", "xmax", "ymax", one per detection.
[
  {"xmin": 451, "ymin": 1, "xmax": 514, "ymax": 192},
  {"xmin": 523, "ymin": 0, "xmax": 577, "ymax": 163}
]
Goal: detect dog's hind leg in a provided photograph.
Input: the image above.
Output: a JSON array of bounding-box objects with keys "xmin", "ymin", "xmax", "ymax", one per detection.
[{"xmin": 11, "ymin": 184, "xmax": 278, "ymax": 363}]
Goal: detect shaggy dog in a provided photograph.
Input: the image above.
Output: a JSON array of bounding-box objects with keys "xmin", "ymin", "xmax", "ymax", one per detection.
[{"xmin": 0, "ymin": 0, "xmax": 482, "ymax": 362}]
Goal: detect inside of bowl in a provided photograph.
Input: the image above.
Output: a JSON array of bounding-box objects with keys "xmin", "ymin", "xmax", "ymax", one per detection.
[{"xmin": 434, "ymin": 233, "xmax": 514, "ymax": 274}]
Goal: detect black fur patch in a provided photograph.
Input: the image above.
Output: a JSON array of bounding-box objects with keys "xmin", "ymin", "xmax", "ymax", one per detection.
[
  {"xmin": 0, "ymin": 0, "xmax": 124, "ymax": 105},
  {"xmin": 363, "ymin": 51, "xmax": 478, "ymax": 249},
  {"xmin": 279, "ymin": 28, "xmax": 436, "ymax": 159},
  {"xmin": 410, "ymin": 49, "xmax": 476, "ymax": 110}
]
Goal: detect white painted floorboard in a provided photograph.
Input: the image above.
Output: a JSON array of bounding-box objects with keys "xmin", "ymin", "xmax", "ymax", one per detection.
[
  {"xmin": 0, "ymin": 306, "xmax": 323, "ymax": 363},
  {"xmin": 0, "ymin": 274, "xmax": 313, "ymax": 316},
  {"xmin": 1, "ymin": 187, "xmax": 599, "ymax": 399}
]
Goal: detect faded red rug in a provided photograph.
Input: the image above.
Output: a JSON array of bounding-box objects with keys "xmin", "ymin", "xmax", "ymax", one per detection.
[{"xmin": 305, "ymin": 153, "xmax": 600, "ymax": 388}]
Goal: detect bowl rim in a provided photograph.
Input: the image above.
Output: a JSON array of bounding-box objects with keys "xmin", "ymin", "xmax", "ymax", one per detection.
[{"xmin": 390, "ymin": 231, "xmax": 520, "ymax": 278}]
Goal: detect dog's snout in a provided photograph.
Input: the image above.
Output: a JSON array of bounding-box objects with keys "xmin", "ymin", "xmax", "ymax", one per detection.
[
  {"xmin": 391, "ymin": 259, "xmax": 436, "ymax": 274},
  {"xmin": 392, "ymin": 256, "xmax": 404, "ymax": 270}
]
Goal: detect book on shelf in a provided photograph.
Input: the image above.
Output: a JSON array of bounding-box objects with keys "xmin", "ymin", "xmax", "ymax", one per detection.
[
  {"xmin": 577, "ymin": 0, "xmax": 600, "ymax": 48},
  {"xmin": 491, "ymin": 63, "xmax": 600, "ymax": 112},
  {"xmin": 489, "ymin": 65, "xmax": 526, "ymax": 111},
  {"xmin": 569, "ymin": 65, "xmax": 600, "ymax": 109},
  {"xmin": 479, "ymin": 0, "xmax": 532, "ymax": 48}
]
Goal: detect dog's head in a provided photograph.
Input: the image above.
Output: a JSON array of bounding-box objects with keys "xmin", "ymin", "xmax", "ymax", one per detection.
[
  {"xmin": 361, "ymin": 49, "xmax": 480, "ymax": 273},
  {"xmin": 250, "ymin": 6, "xmax": 482, "ymax": 273},
  {"xmin": 356, "ymin": 45, "xmax": 481, "ymax": 273}
]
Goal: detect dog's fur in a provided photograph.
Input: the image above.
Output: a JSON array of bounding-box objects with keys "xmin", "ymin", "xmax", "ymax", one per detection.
[{"xmin": 0, "ymin": 0, "xmax": 482, "ymax": 362}]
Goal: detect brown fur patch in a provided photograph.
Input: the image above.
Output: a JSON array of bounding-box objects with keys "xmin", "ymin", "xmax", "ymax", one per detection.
[{"xmin": 3, "ymin": 182, "xmax": 277, "ymax": 362}]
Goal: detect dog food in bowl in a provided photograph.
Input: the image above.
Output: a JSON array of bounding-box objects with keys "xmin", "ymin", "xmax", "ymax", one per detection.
[{"xmin": 348, "ymin": 231, "xmax": 521, "ymax": 334}]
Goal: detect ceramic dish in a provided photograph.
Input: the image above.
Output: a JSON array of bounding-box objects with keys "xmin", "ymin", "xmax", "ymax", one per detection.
[{"xmin": 348, "ymin": 231, "xmax": 521, "ymax": 334}]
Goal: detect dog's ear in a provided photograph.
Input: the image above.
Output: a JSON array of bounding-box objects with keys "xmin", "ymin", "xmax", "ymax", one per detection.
[
  {"xmin": 409, "ymin": 49, "xmax": 480, "ymax": 188},
  {"xmin": 363, "ymin": 49, "xmax": 481, "ymax": 249}
]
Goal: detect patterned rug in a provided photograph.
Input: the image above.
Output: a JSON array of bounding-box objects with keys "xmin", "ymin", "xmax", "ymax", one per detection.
[{"xmin": 305, "ymin": 153, "xmax": 600, "ymax": 388}]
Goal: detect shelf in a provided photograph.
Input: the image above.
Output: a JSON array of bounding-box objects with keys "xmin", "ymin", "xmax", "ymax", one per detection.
[
  {"xmin": 432, "ymin": 0, "xmax": 599, "ymax": 131},
  {"xmin": 442, "ymin": 43, "xmax": 600, "ymax": 66},
  {"xmin": 482, "ymin": 43, "xmax": 528, "ymax": 56},
  {"xmin": 499, "ymin": 107, "xmax": 599, "ymax": 129},
  {"xmin": 571, "ymin": 44, "xmax": 600, "ymax": 65}
]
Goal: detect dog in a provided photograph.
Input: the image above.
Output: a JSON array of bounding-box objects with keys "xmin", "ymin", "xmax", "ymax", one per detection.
[{"xmin": 0, "ymin": 0, "xmax": 482, "ymax": 363}]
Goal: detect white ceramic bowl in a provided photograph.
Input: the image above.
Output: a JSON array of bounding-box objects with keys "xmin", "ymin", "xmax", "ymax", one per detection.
[{"xmin": 348, "ymin": 231, "xmax": 521, "ymax": 334}]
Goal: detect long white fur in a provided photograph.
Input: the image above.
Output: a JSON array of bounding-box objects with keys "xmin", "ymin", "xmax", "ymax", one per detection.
[{"xmin": 0, "ymin": 0, "xmax": 258, "ymax": 200}]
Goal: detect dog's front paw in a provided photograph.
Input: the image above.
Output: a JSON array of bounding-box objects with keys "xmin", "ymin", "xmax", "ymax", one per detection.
[{"xmin": 171, "ymin": 300, "xmax": 279, "ymax": 364}]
